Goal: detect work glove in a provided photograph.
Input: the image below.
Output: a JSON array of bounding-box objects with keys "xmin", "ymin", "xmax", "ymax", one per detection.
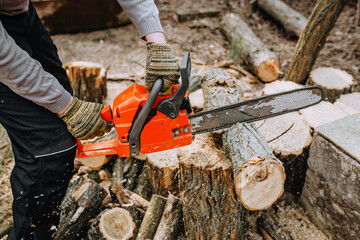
[
  {"xmin": 145, "ymin": 42, "xmax": 180, "ymax": 92},
  {"xmin": 59, "ymin": 97, "xmax": 111, "ymax": 140}
]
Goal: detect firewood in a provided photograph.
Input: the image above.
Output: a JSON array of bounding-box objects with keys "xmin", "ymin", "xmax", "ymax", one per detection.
[
  {"xmin": 53, "ymin": 177, "xmax": 107, "ymax": 240},
  {"xmin": 0, "ymin": 219, "xmax": 13, "ymax": 239},
  {"xmin": 136, "ymin": 195, "xmax": 167, "ymax": 240},
  {"xmin": 110, "ymin": 157, "xmax": 124, "ymax": 197},
  {"xmin": 153, "ymin": 195, "xmax": 184, "ymax": 240},
  {"xmin": 64, "ymin": 61, "xmax": 107, "ymax": 103},
  {"xmin": 308, "ymin": 67, "xmax": 354, "ymax": 102},
  {"xmin": 146, "ymin": 149, "xmax": 180, "ymax": 196},
  {"xmin": 177, "ymin": 70, "xmax": 247, "ymax": 239},
  {"xmin": 257, "ymin": 0, "xmax": 307, "ymax": 37},
  {"xmin": 134, "ymin": 164, "xmax": 152, "ymax": 200},
  {"xmin": 201, "ymin": 69, "xmax": 285, "ymax": 210},
  {"xmin": 222, "ymin": 13, "xmax": 281, "ymax": 82},
  {"xmin": 88, "ymin": 207, "xmax": 135, "ymax": 240},
  {"xmin": 123, "ymin": 189, "xmax": 150, "ymax": 211},
  {"xmin": 259, "ymin": 81, "xmax": 312, "ymax": 195},
  {"xmin": 78, "ymin": 155, "xmax": 109, "ymax": 170},
  {"xmin": 334, "ymin": 92, "xmax": 360, "ymax": 113},
  {"xmin": 257, "ymin": 213, "xmax": 294, "ymax": 240},
  {"xmin": 176, "ymin": 8, "xmax": 220, "ymax": 22},
  {"xmin": 189, "ymin": 88, "xmax": 204, "ymax": 111},
  {"xmin": 284, "ymin": 0, "xmax": 350, "ymax": 84}
]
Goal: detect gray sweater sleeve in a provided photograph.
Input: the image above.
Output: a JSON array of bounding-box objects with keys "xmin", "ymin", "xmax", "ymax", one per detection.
[
  {"xmin": 0, "ymin": 21, "xmax": 72, "ymax": 113},
  {"xmin": 117, "ymin": 0, "xmax": 163, "ymax": 38}
]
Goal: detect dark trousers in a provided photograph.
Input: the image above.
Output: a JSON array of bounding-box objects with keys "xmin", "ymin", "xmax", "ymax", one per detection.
[{"xmin": 0, "ymin": 3, "xmax": 76, "ymax": 240}]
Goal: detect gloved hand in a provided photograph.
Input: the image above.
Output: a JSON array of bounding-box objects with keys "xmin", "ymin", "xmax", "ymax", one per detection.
[
  {"xmin": 145, "ymin": 42, "xmax": 180, "ymax": 92},
  {"xmin": 58, "ymin": 97, "xmax": 111, "ymax": 140}
]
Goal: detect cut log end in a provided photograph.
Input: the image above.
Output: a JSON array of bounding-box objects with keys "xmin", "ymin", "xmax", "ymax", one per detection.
[
  {"xmin": 257, "ymin": 58, "xmax": 281, "ymax": 83},
  {"xmin": 78, "ymin": 156, "xmax": 109, "ymax": 170},
  {"xmin": 236, "ymin": 157, "xmax": 285, "ymax": 210},
  {"xmin": 98, "ymin": 208, "xmax": 135, "ymax": 240}
]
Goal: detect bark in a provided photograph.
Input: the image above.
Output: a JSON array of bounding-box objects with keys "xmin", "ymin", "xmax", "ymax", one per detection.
[
  {"xmin": 136, "ymin": 195, "xmax": 167, "ymax": 240},
  {"xmin": 257, "ymin": 213, "xmax": 294, "ymax": 240},
  {"xmin": 134, "ymin": 164, "xmax": 152, "ymax": 200},
  {"xmin": 221, "ymin": 13, "xmax": 280, "ymax": 82},
  {"xmin": 87, "ymin": 207, "xmax": 135, "ymax": 240},
  {"xmin": 53, "ymin": 177, "xmax": 107, "ymax": 240},
  {"xmin": 63, "ymin": 61, "xmax": 107, "ymax": 103},
  {"xmin": 201, "ymin": 69, "xmax": 285, "ymax": 210},
  {"xmin": 153, "ymin": 195, "xmax": 184, "ymax": 240},
  {"xmin": 146, "ymin": 149, "xmax": 179, "ymax": 196},
  {"xmin": 123, "ymin": 157, "xmax": 145, "ymax": 191},
  {"xmin": 176, "ymin": 8, "xmax": 220, "ymax": 22},
  {"xmin": 0, "ymin": 219, "xmax": 13, "ymax": 239},
  {"xmin": 284, "ymin": 0, "xmax": 349, "ymax": 84},
  {"xmin": 257, "ymin": 0, "xmax": 307, "ymax": 37},
  {"xmin": 308, "ymin": 67, "xmax": 354, "ymax": 102}
]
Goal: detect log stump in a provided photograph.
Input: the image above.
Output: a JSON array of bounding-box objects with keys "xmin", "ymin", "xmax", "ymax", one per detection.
[
  {"xmin": 257, "ymin": 0, "xmax": 307, "ymax": 37},
  {"xmin": 53, "ymin": 177, "xmax": 107, "ymax": 240},
  {"xmin": 222, "ymin": 13, "xmax": 281, "ymax": 82},
  {"xmin": 64, "ymin": 61, "xmax": 107, "ymax": 103},
  {"xmin": 284, "ymin": 0, "xmax": 349, "ymax": 84},
  {"xmin": 88, "ymin": 207, "xmax": 135, "ymax": 240},
  {"xmin": 301, "ymin": 114, "xmax": 360, "ymax": 239},
  {"xmin": 308, "ymin": 67, "xmax": 354, "ymax": 102},
  {"xmin": 334, "ymin": 92, "xmax": 360, "ymax": 113}
]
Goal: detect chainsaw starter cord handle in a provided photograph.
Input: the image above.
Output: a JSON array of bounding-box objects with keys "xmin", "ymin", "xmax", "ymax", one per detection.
[{"xmin": 129, "ymin": 77, "xmax": 163, "ymax": 156}]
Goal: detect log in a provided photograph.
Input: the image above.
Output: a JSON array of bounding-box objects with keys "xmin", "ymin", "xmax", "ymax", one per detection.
[
  {"xmin": 134, "ymin": 164, "xmax": 152, "ymax": 200},
  {"xmin": 32, "ymin": 0, "xmax": 131, "ymax": 34},
  {"xmin": 0, "ymin": 219, "xmax": 13, "ymax": 239},
  {"xmin": 146, "ymin": 149, "xmax": 180, "ymax": 196},
  {"xmin": 284, "ymin": 0, "xmax": 349, "ymax": 84},
  {"xmin": 308, "ymin": 67, "xmax": 354, "ymax": 102},
  {"xmin": 177, "ymin": 70, "xmax": 246, "ymax": 239},
  {"xmin": 258, "ymin": 81, "xmax": 312, "ymax": 195},
  {"xmin": 257, "ymin": 0, "xmax": 307, "ymax": 37},
  {"xmin": 64, "ymin": 61, "xmax": 107, "ymax": 103},
  {"xmin": 136, "ymin": 194, "xmax": 167, "ymax": 240},
  {"xmin": 257, "ymin": 213, "xmax": 294, "ymax": 240},
  {"xmin": 176, "ymin": 8, "xmax": 220, "ymax": 22},
  {"xmin": 335, "ymin": 92, "xmax": 360, "ymax": 113},
  {"xmin": 88, "ymin": 207, "xmax": 135, "ymax": 240},
  {"xmin": 53, "ymin": 177, "xmax": 107, "ymax": 240},
  {"xmin": 221, "ymin": 13, "xmax": 281, "ymax": 82},
  {"xmin": 78, "ymin": 155, "xmax": 109, "ymax": 170},
  {"xmin": 189, "ymin": 88, "xmax": 204, "ymax": 111},
  {"xmin": 123, "ymin": 157, "xmax": 145, "ymax": 191},
  {"xmin": 201, "ymin": 69, "xmax": 285, "ymax": 210},
  {"xmin": 301, "ymin": 114, "xmax": 360, "ymax": 239},
  {"xmin": 153, "ymin": 195, "xmax": 184, "ymax": 240}
]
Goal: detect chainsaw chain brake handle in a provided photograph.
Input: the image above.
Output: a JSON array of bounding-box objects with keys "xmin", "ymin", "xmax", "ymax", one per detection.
[{"xmin": 157, "ymin": 52, "xmax": 192, "ymax": 119}]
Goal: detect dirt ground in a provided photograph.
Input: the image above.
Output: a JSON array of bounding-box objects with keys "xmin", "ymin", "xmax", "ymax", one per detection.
[{"xmin": 1, "ymin": 0, "xmax": 359, "ymax": 239}]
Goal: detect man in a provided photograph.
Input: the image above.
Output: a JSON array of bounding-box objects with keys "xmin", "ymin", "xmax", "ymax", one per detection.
[{"xmin": 0, "ymin": 0, "xmax": 179, "ymax": 239}]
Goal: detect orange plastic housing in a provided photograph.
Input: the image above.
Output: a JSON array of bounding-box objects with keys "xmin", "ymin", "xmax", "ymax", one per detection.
[{"xmin": 76, "ymin": 84, "xmax": 193, "ymax": 158}]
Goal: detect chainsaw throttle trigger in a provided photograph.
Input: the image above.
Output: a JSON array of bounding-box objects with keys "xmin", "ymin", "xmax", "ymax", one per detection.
[{"xmin": 158, "ymin": 52, "xmax": 191, "ymax": 119}]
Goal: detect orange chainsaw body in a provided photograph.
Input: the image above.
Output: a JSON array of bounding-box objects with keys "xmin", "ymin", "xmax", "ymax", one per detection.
[{"xmin": 76, "ymin": 83, "xmax": 193, "ymax": 158}]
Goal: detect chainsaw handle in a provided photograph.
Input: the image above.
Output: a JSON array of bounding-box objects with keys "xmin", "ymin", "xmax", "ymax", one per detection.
[{"xmin": 129, "ymin": 77, "xmax": 163, "ymax": 157}]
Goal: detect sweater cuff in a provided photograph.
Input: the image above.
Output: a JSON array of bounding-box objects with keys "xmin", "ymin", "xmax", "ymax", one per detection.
[
  {"xmin": 137, "ymin": 17, "xmax": 164, "ymax": 39},
  {"xmin": 46, "ymin": 90, "xmax": 73, "ymax": 113}
]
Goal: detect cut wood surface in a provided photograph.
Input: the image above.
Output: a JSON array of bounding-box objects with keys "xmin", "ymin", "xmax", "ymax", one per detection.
[
  {"xmin": 284, "ymin": 0, "xmax": 350, "ymax": 84},
  {"xmin": 201, "ymin": 69, "xmax": 285, "ymax": 210},
  {"xmin": 262, "ymin": 80, "xmax": 303, "ymax": 95},
  {"xmin": 153, "ymin": 195, "xmax": 184, "ymax": 240},
  {"xmin": 257, "ymin": 213, "xmax": 294, "ymax": 240},
  {"xmin": 78, "ymin": 155, "xmax": 109, "ymax": 170},
  {"xmin": 53, "ymin": 177, "xmax": 107, "ymax": 240},
  {"xmin": 88, "ymin": 207, "xmax": 135, "ymax": 240},
  {"xmin": 257, "ymin": 0, "xmax": 307, "ymax": 37},
  {"xmin": 146, "ymin": 149, "xmax": 180, "ymax": 196},
  {"xmin": 136, "ymin": 194, "xmax": 167, "ymax": 240},
  {"xmin": 222, "ymin": 13, "xmax": 281, "ymax": 82},
  {"xmin": 308, "ymin": 67, "xmax": 354, "ymax": 102},
  {"xmin": 64, "ymin": 61, "xmax": 107, "ymax": 103},
  {"xmin": 335, "ymin": 92, "xmax": 360, "ymax": 113}
]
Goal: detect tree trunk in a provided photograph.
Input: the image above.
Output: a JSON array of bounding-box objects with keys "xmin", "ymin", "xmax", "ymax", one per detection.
[
  {"xmin": 201, "ymin": 69, "xmax": 285, "ymax": 210},
  {"xmin": 308, "ymin": 67, "xmax": 354, "ymax": 102},
  {"xmin": 146, "ymin": 149, "xmax": 179, "ymax": 196},
  {"xmin": 53, "ymin": 177, "xmax": 107, "ymax": 240},
  {"xmin": 284, "ymin": 0, "xmax": 349, "ymax": 84},
  {"xmin": 257, "ymin": 0, "xmax": 307, "ymax": 37},
  {"xmin": 257, "ymin": 213, "xmax": 294, "ymax": 240},
  {"xmin": 88, "ymin": 207, "xmax": 135, "ymax": 240},
  {"xmin": 64, "ymin": 61, "xmax": 107, "ymax": 103},
  {"xmin": 153, "ymin": 195, "xmax": 184, "ymax": 240},
  {"xmin": 221, "ymin": 13, "xmax": 281, "ymax": 82},
  {"xmin": 136, "ymin": 195, "xmax": 167, "ymax": 240}
]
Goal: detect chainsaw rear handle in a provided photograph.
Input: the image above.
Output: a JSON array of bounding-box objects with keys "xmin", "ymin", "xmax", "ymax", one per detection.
[{"xmin": 129, "ymin": 77, "xmax": 163, "ymax": 156}]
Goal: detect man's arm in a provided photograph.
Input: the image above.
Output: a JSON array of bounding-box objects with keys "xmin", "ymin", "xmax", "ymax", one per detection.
[{"xmin": 0, "ymin": 21, "xmax": 72, "ymax": 113}]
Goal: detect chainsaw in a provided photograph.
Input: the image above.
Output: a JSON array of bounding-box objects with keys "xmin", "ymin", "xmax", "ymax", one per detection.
[{"xmin": 76, "ymin": 52, "xmax": 324, "ymax": 158}]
